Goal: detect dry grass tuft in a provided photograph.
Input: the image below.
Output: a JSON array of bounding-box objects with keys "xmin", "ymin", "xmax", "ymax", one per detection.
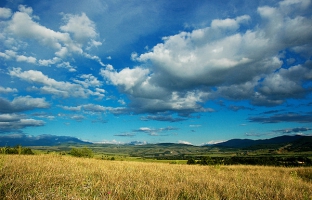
[{"xmin": 0, "ymin": 154, "xmax": 311, "ymax": 199}]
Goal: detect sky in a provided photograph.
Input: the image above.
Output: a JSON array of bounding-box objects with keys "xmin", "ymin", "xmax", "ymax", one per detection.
[{"xmin": 0, "ymin": 0, "xmax": 312, "ymax": 145}]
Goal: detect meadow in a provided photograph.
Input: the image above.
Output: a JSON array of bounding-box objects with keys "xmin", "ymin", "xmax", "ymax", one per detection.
[{"xmin": 0, "ymin": 154, "xmax": 312, "ymax": 199}]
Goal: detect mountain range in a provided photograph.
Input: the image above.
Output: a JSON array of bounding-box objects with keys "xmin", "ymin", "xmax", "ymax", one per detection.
[
  {"xmin": 0, "ymin": 134, "xmax": 311, "ymax": 152},
  {"xmin": 0, "ymin": 134, "xmax": 91, "ymax": 146}
]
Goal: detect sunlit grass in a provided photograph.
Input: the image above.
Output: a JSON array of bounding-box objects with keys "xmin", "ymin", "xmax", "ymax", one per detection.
[{"xmin": 0, "ymin": 154, "xmax": 311, "ymax": 199}]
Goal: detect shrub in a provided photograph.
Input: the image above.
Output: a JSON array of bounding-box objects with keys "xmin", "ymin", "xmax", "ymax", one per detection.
[
  {"xmin": 200, "ymin": 156, "xmax": 213, "ymax": 165},
  {"xmin": 21, "ymin": 147, "xmax": 34, "ymax": 155},
  {"xmin": 70, "ymin": 147, "xmax": 94, "ymax": 158},
  {"xmin": 187, "ymin": 158, "xmax": 196, "ymax": 165}
]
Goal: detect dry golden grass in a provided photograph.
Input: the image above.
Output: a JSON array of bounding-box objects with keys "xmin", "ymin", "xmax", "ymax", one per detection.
[{"xmin": 0, "ymin": 154, "xmax": 311, "ymax": 199}]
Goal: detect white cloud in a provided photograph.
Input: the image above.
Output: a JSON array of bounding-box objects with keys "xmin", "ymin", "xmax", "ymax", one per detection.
[
  {"xmin": 0, "ymin": 50, "xmax": 37, "ymax": 64},
  {"xmin": 9, "ymin": 68, "xmax": 103, "ymax": 99},
  {"xmin": 83, "ymin": 53, "xmax": 105, "ymax": 66},
  {"xmin": 55, "ymin": 47, "xmax": 68, "ymax": 58},
  {"xmin": 8, "ymin": 10, "xmax": 72, "ymax": 50},
  {"xmin": 1, "ymin": 5, "xmax": 105, "ymax": 71},
  {"xmin": 16, "ymin": 55, "xmax": 37, "ymax": 64},
  {"xmin": 73, "ymin": 74, "xmax": 102, "ymax": 88},
  {"xmin": 133, "ymin": 126, "xmax": 178, "ymax": 136},
  {"xmin": 0, "ymin": 7, "xmax": 12, "ymax": 18},
  {"xmin": 0, "ymin": 96, "xmax": 50, "ymax": 113},
  {"xmin": 118, "ymin": 99, "xmax": 126, "ymax": 105},
  {"xmin": 257, "ymin": 64, "xmax": 312, "ymax": 101},
  {"xmin": 60, "ymin": 13, "xmax": 98, "ymax": 44},
  {"xmin": 82, "ymin": 104, "xmax": 126, "ymax": 114},
  {"xmin": 100, "ymin": 65, "xmax": 149, "ymax": 92},
  {"xmin": 18, "ymin": 5, "xmax": 33, "ymax": 15},
  {"xmin": 178, "ymin": 140, "xmax": 192, "ymax": 145},
  {"xmin": 211, "ymin": 15, "xmax": 250, "ymax": 30},
  {"xmin": 56, "ymin": 62, "xmax": 76, "ymax": 72},
  {"xmin": 279, "ymin": 0, "xmax": 311, "ymax": 9},
  {"xmin": 70, "ymin": 114, "xmax": 85, "ymax": 122},
  {"xmin": 59, "ymin": 105, "xmax": 81, "ymax": 111},
  {"xmin": 106, "ymin": 0, "xmax": 312, "ymax": 112},
  {"xmin": 0, "ymin": 113, "xmax": 21, "ymax": 122},
  {"xmin": 12, "ymin": 96, "xmax": 50, "ymax": 109},
  {"xmin": 0, "ymin": 86, "xmax": 17, "ymax": 93},
  {"xmin": 0, "ymin": 113, "xmax": 45, "ymax": 133},
  {"xmin": 203, "ymin": 140, "xmax": 225, "ymax": 145},
  {"xmin": 38, "ymin": 57, "xmax": 60, "ymax": 66}
]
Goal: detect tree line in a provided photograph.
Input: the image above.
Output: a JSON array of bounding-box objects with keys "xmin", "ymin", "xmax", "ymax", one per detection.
[
  {"xmin": 187, "ymin": 156, "xmax": 312, "ymax": 167},
  {"xmin": 0, "ymin": 145, "xmax": 34, "ymax": 155}
]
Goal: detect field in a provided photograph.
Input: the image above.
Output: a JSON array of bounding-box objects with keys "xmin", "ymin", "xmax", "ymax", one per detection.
[{"xmin": 0, "ymin": 154, "xmax": 312, "ymax": 199}]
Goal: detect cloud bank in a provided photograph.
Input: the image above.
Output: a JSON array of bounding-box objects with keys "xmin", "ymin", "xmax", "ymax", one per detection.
[{"xmin": 101, "ymin": 0, "xmax": 312, "ymax": 116}]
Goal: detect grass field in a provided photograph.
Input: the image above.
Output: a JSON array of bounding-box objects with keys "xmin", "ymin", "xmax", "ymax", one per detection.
[{"xmin": 0, "ymin": 154, "xmax": 312, "ymax": 200}]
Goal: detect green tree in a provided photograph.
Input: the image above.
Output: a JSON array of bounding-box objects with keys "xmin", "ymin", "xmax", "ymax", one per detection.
[
  {"xmin": 187, "ymin": 158, "xmax": 196, "ymax": 165},
  {"xmin": 22, "ymin": 147, "xmax": 34, "ymax": 155},
  {"xmin": 70, "ymin": 147, "xmax": 94, "ymax": 158},
  {"xmin": 200, "ymin": 156, "xmax": 213, "ymax": 165}
]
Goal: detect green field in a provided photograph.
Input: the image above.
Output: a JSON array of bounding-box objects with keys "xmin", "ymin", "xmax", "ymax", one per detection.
[{"xmin": 26, "ymin": 143, "xmax": 312, "ymax": 166}]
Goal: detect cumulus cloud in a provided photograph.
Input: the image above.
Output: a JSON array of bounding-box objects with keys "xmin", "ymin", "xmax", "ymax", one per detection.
[
  {"xmin": 0, "ymin": 94, "xmax": 49, "ymax": 133},
  {"xmin": 82, "ymin": 104, "xmax": 127, "ymax": 115},
  {"xmin": 59, "ymin": 105, "xmax": 82, "ymax": 111},
  {"xmin": 0, "ymin": 86, "xmax": 17, "ymax": 93},
  {"xmin": 73, "ymin": 74, "xmax": 102, "ymax": 88},
  {"xmin": 59, "ymin": 103, "xmax": 127, "ymax": 115},
  {"xmin": 70, "ymin": 114, "xmax": 85, "ymax": 122},
  {"xmin": 100, "ymin": 65, "xmax": 214, "ymax": 114},
  {"xmin": 133, "ymin": 126, "xmax": 178, "ymax": 136},
  {"xmin": 56, "ymin": 62, "xmax": 76, "ymax": 72},
  {"xmin": 211, "ymin": 15, "xmax": 250, "ymax": 30},
  {"xmin": 7, "ymin": 8, "xmax": 73, "ymax": 50},
  {"xmin": 60, "ymin": 13, "xmax": 99, "ymax": 44},
  {"xmin": 0, "ymin": 113, "xmax": 45, "ymax": 133},
  {"xmin": 0, "ymin": 50, "xmax": 37, "ymax": 64},
  {"xmin": 9, "ymin": 68, "xmax": 104, "ymax": 99},
  {"xmin": 100, "ymin": 0, "xmax": 312, "ymax": 115},
  {"xmin": 100, "ymin": 65, "xmax": 150, "ymax": 92},
  {"xmin": 256, "ymin": 63, "xmax": 312, "ymax": 102},
  {"xmin": 0, "ymin": 7, "xmax": 12, "ymax": 18},
  {"xmin": 0, "ymin": 96, "xmax": 50, "ymax": 113},
  {"xmin": 1, "ymin": 5, "xmax": 104, "ymax": 68}
]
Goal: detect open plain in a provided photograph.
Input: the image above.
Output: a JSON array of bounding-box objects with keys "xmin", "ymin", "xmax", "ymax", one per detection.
[{"xmin": 0, "ymin": 154, "xmax": 311, "ymax": 200}]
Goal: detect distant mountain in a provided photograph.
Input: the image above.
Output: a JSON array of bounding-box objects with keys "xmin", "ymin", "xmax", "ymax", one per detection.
[
  {"xmin": 0, "ymin": 134, "xmax": 91, "ymax": 146},
  {"xmin": 213, "ymin": 135, "xmax": 310, "ymax": 149}
]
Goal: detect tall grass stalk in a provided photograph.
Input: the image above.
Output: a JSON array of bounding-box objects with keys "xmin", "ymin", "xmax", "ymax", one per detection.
[{"xmin": 0, "ymin": 154, "xmax": 311, "ymax": 199}]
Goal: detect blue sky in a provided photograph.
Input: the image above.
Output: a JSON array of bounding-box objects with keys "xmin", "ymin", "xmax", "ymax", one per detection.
[{"xmin": 0, "ymin": 0, "xmax": 312, "ymax": 145}]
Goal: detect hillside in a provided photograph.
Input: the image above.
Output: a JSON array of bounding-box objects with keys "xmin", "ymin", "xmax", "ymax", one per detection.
[{"xmin": 213, "ymin": 135, "xmax": 311, "ymax": 151}]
